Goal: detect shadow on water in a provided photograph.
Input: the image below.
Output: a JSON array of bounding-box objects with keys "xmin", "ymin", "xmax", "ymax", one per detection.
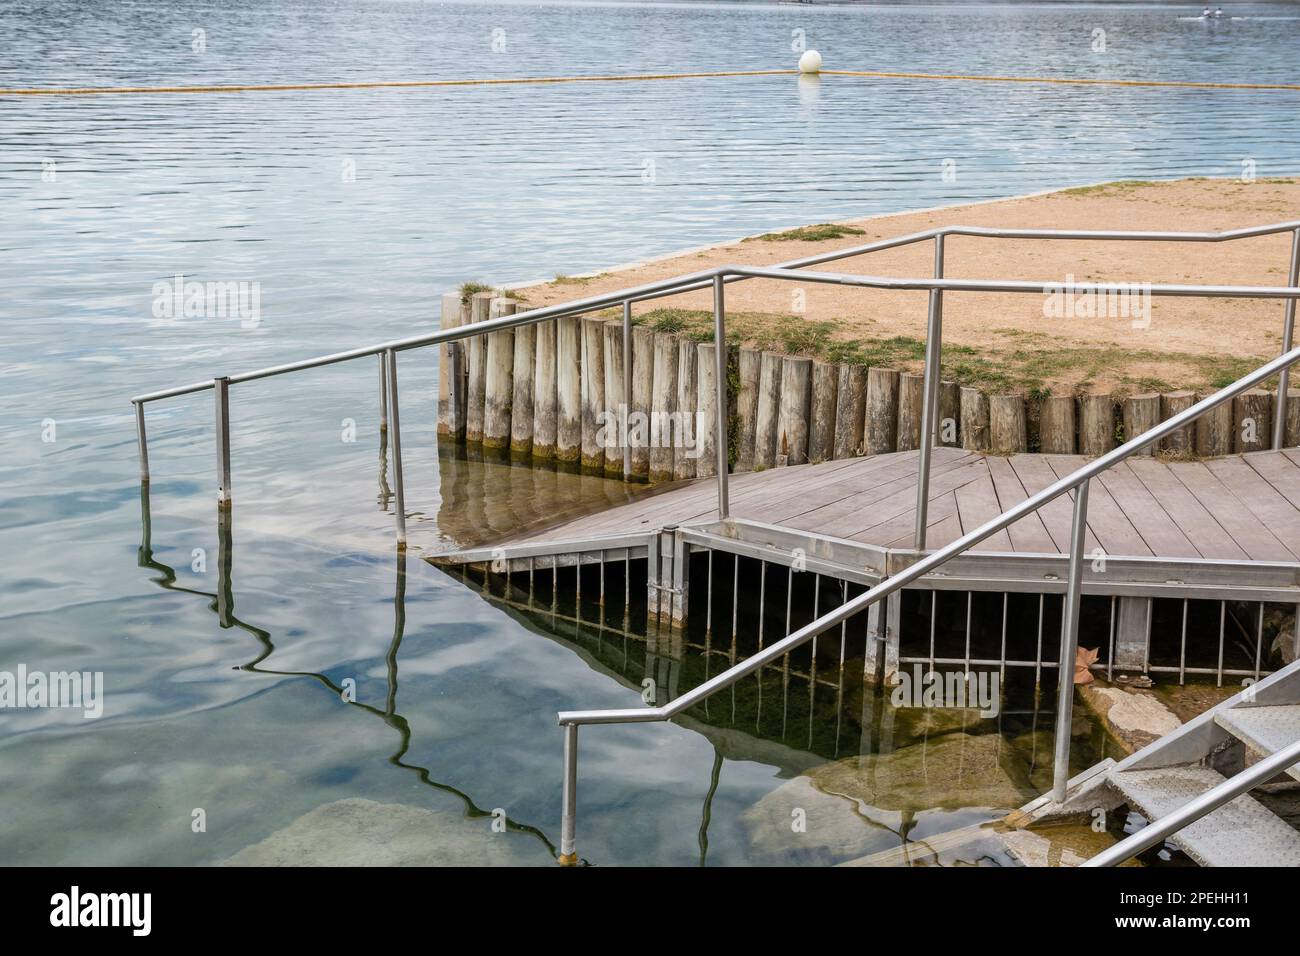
[{"xmin": 135, "ymin": 479, "xmax": 563, "ymax": 861}]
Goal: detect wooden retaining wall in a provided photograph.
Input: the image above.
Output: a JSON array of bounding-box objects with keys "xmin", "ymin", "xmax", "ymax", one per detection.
[{"xmin": 437, "ymin": 291, "xmax": 1300, "ymax": 481}]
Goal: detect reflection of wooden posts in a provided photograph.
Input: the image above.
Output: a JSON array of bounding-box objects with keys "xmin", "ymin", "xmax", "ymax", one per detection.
[
  {"xmin": 833, "ymin": 364, "xmax": 866, "ymax": 459},
  {"xmin": 580, "ymin": 316, "xmax": 606, "ymax": 473},
  {"xmin": 864, "ymin": 367, "xmax": 899, "ymax": 455},
  {"xmin": 1235, "ymin": 389, "xmax": 1273, "ymax": 452},
  {"xmin": 483, "ymin": 298, "xmax": 516, "ymax": 455},
  {"xmin": 1079, "ymin": 393, "xmax": 1115, "ymax": 457},
  {"xmin": 735, "ymin": 348, "xmax": 761, "ymax": 470},
  {"xmin": 650, "ymin": 333, "xmax": 678, "ymax": 482},
  {"xmin": 602, "ymin": 319, "xmax": 625, "ymax": 479},
  {"xmin": 1122, "ymin": 393, "xmax": 1160, "ymax": 456},
  {"xmin": 959, "ymin": 386, "xmax": 989, "ymax": 452},
  {"xmin": 990, "ymin": 395, "xmax": 1027, "ymax": 454},
  {"xmin": 556, "ymin": 316, "xmax": 582, "ymax": 467},
  {"xmin": 777, "ymin": 356, "xmax": 812, "ymax": 466},
  {"xmin": 696, "ymin": 342, "xmax": 718, "ymax": 478},
  {"xmin": 753, "ymin": 351, "xmax": 783, "ymax": 469},
  {"xmin": 630, "ymin": 326, "xmax": 654, "ymax": 479},
  {"xmin": 1039, "ymin": 394, "xmax": 1076, "ymax": 454},
  {"xmin": 437, "ymin": 292, "xmax": 466, "ymax": 443},
  {"xmin": 1195, "ymin": 392, "xmax": 1233, "ymax": 457},
  {"xmin": 465, "ymin": 291, "xmax": 492, "ymax": 446},
  {"xmin": 532, "ymin": 320, "xmax": 558, "ymax": 462},
  {"xmin": 510, "ymin": 319, "xmax": 536, "ymax": 461},
  {"xmin": 808, "ymin": 359, "xmax": 837, "ymax": 464},
  {"xmin": 1159, "ymin": 390, "xmax": 1195, "ymax": 457},
  {"xmin": 674, "ymin": 339, "xmax": 698, "ymax": 479}
]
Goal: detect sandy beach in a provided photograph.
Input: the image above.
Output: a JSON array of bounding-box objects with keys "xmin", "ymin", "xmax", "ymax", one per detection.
[{"xmin": 509, "ymin": 178, "xmax": 1300, "ymax": 394}]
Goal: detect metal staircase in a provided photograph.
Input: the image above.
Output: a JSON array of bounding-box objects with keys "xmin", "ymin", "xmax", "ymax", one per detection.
[{"xmin": 1079, "ymin": 658, "xmax": 1300, "ymax": 866}]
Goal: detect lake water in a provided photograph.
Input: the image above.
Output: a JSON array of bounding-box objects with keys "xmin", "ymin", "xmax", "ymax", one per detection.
[{"xmin": 1, "ymin": 0, "xmax": 1296, "ymax": 865}]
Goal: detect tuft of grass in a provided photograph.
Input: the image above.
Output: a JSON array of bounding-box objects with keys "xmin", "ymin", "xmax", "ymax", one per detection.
[
  {"xmin": 748, "ymin": 223, "xmax": 867, "ymax": 243},
  {"xmin": 1061, "ymin": 179, "xmax": 1157, "ymax": 197},
  {"xmin": 459, "ymin": 281, "xmax": 492, "ymax": 305}
]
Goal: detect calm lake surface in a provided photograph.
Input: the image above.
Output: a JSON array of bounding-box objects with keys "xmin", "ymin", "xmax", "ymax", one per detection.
[{"xmin": 1, "ymin": 0, "xmax": 1296, "ymax": 865}]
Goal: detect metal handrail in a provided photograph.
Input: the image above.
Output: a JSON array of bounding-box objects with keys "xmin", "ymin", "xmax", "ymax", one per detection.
[
  {"xmin": 1084, "ymin": 737, "xmax": 1300, "ymax": 867},
  {"xmin": 552, "ymin": 315, "xmax": 1300, "ymax": 864}
]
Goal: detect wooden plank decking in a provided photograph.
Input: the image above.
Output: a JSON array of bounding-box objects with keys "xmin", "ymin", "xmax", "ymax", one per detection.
[{"xmin": 491, "ymin": 446, "xmax": 1300, "ymax": 564}]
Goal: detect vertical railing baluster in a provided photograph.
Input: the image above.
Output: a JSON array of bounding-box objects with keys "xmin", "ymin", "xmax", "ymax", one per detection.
[
  {"xmin": 134, "ymin": 401, "xmax": 150, "ymax": 483},
  {"xmin": 1274, "ymin": 227, "xmax": 1300, "ymax": 450},
  {"xmin": 1052, "ymin": 479, "xmax": 1090, "ymax": 804},
  {"xmin": 214, "ymin": 376, "xmax": 232, "ymax": 509},
  {"xmin": 913, "ymin": 233, "xmax": 945, "ymax": 551},
  {"xmin": 712, "ymin": 275, "xmax": 730, "ymax": 518},
  {"xmin": 384, "ymin": 349, "xmax": 407, "ymax": 547},
  {"xmin": 559, "ymin": 724, "xmax": 578, "ymax": 865}
]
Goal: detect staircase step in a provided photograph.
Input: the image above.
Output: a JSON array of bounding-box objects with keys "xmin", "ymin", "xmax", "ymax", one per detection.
[
  {"xmin": 1216, "ymin": 705, "xmax": 1300, "ymax": 782},
  {"xmin": 1109, "ymin": 765, "xmax": 1300, "ymax": 867}
]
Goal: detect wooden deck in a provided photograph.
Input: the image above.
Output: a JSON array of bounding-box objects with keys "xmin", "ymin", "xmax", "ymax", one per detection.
[{"xmin": 490, "ymin": 446, "xmax": 1300, "ymax": 563}]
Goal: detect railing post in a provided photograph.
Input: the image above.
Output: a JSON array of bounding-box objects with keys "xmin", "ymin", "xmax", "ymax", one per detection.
[
  {"xmin": 913, "ymin": 234, "xmax": 944, "ymax": 550},
  {"xmin": 622, "ymin": 300, "xmax": 633, "ymax": 480},
  {"xmin": 134, "ymin": 400, "xmax": 150, "ymax": 483},
  {"xmin": 1273, "ymin": 227, "xmax": 1300, "ymax": 449},
  {"xmin": 378, "ymin": 352, "xmax": 389, "ymax": 432},
  {"xmin": 385, "ymin": 348, "xmax": 407, "ymax": 548},
  {"xmin": 1052, "ymin": 477, "xmax": 1090, "ymax": 804},
  {"xmin": 713, "ymin": 275, "xmax": 730, "ymax": 519},
  {"xmin": 214, "ymin": 376, "xmax": 232, "ymax": 508},
  {"xmin": 559, "ymin": 722, "xmax": 579, "ymax": 865}
]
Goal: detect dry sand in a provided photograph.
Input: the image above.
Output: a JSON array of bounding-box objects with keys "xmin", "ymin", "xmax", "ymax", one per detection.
[{"xmin": 504, "ymin": 178, "xmax": 1300, "ymax": 394}]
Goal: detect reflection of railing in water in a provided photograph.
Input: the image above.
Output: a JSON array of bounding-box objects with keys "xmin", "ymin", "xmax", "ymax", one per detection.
[{"xmin": 135, "ymin": 482, "xmax": 561, "ymax": 860}]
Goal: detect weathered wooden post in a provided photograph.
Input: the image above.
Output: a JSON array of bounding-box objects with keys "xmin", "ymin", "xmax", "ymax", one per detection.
[
  {"xmin": 1039, "ymin": 394, "xmax": 1076, "ymax": 454},
  {"xmin": 735, "ymin": 347, "xmax": 762, "ymax": 471},
  {"xmin": 1078, "ymin": 393, "xmax": 1115, "ymax": 457},
  {"xmin": 649, "ymin": 332, "xmax": 679, "ymax": 482},
  {"xmin": 532, "ymin": 319, "xmax": 558, "ymax": 463},
  {"xmin": 864, "ymin": 367, "xmax": 899, "ymax": 455},
  {"xmin": 960, "ymin": 386, "xmax": 990, "ymax": 452},
  {"xmin": 936, "ymin": 379, "xmax": 960, "ymax": 447},
  {"xmin": 990, "ymin": 395, "xmax": 1028, "ymax": 454},
  {"xmin": 697, "ymin": 342, "xmax": 718, "ymax": 478},
  {"xmin": 510, "ymin": 317, "xmax": 536, "ymax": 462},
  {"xmin": 1235, "ymin": 388, "xmax": 1273, "ymax": 453},
  {"xmin": 1195, "ymin": 392, "xmax": 1234, "ymax": 457},
  {"xmin": 753, "ymin": 351, "xmax": 783, "ymax": 469},
  {"xmin": 483, "ymin": 298, "xmax": 516, "ymax": 456},
  {"xmin": 808, "ymin": 359, "xmax": 837, "ymax": 463},
  {"xmin": 556, "ymin": 315, "xmax": 583, "ymax": 468},
  {"xmin": 778, "ymin": 355, "xmax": 813, "ymax": 466},
  {"xmin": 896, "ymin": 371, "xmax": 925, "ymax": 452},
  {"xmin": 1159, "ymin": 390, "xmax": 1195, "ymax": 457},
  {"xmin": 580, "ymin": 316, "xmax": 606, "ymax": 473},
  {"xmin": 1122, "ymin": 393, "xmax": 1160, "ymax": 456},
  {"xmin": 465, "ymin": 290, "xmax": 493, "ymax": 446},
  {"xmin": 674, "ymin": 337, "xmax": 698, "ymax": 479},
  {"xmin": 602, "ymin": 319, "xmax": 625, "ymax": 479},
  {"xmin": 630, "ymin": 326, "xmax": 655, "ymax": 479},
  {"xmin": 833, "ymin": 364, "xmax": 866, "ymax": 459},
  {"xmin": 437, "ymin": 292, "xmax": 466, "ymax": 444},
  {"xmin": 1287, "ymin": 389, "xmax": 1300, "ymax": 447}
]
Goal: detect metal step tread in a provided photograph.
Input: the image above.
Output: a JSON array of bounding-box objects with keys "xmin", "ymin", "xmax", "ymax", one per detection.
[
  {"xmin": 1109, "ymin": 764, "xmax": 1300, "ymax": 867},
  {"xmin": 1216, "ymin": 704, "xmax": 1300, "ymax": 782}
]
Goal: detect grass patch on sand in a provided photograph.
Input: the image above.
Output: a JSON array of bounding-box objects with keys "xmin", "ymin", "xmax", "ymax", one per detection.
[
  {"xmin": 747, "ymin": 223, "xmax": 867, "ymax": 243},
  {"xmin": 604, "ymin": 307, "xmax": 1268, "ymax": 395}
]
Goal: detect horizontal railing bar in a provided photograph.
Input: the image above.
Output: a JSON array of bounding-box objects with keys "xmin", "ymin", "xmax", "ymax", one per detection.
[
  {"xmin": 558, "ymin": 340, "xmax": 1300, "ymax": 727},
  {"xmin": 1084, "ymin": 737, "xmax": 1300, "ymax": 867},
  {"xmin": 132, "ymin": 219, "xmax": 1300, "ymax": 405}
]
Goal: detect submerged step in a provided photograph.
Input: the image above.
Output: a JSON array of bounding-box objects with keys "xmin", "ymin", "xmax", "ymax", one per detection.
[
  {"xmin": 1216, "ymin": 704, "xmax": 1300, "ymax": 783},
  {"xmin": 1109, "ymin": 764, "xmax": 1300, "ymax": 867}
]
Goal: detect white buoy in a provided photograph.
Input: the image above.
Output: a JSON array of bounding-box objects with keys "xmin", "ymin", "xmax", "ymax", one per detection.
[{"xmin": 798, "ymin": 50, "xmax": 822, "ymax": 74}]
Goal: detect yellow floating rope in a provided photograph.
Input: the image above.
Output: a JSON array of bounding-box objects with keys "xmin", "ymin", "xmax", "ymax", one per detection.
[{"xmin": 2, "ymin": 67, "xmax": 1297, "ymax": 97}]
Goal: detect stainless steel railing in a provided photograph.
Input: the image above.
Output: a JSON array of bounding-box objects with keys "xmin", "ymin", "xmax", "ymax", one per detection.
[
  {"xmin": 131, "ymin": 218, "xmax": 1300, "ymax": 552},
  {"xmin": 551, "ymin": 270, "xmax": 1300, "ymax": 864}
]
